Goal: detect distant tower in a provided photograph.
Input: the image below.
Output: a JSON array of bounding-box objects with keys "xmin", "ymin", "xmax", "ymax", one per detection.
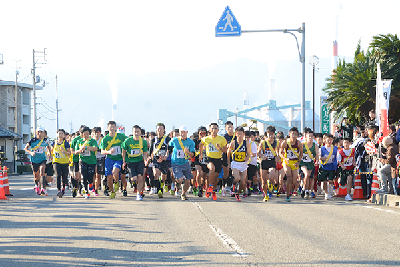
[
  {"xmin": 269, "ymin": 79, "xmax": 275, "ymax": 101},
  {"xmin": 243, "ymin": 91, "xmax": 249, "ymax": 126},
  {"xmin": 112, "ymin": 104, "xmax": 117, "ymax": 121}
]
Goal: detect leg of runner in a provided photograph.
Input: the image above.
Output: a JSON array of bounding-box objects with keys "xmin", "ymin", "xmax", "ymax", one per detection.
[
  {"xmin": 283, "ymin": 163, "xmax": 292, "ymax": 202},
  {"xmin": 232, "ymin": 168, "xmax": 241, "ymax": 201},
  {"xmin": 261, "ymin": 168, "xmax": 269, "ymax": 201},
  {"xmin": 39, "ymin": 163, "xmax": 47, "ymax": 196}
]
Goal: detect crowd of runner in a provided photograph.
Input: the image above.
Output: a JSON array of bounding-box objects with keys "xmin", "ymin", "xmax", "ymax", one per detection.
[{"xmin": 24, "ymin": 116, "xmax": 398, "ymax": 202}]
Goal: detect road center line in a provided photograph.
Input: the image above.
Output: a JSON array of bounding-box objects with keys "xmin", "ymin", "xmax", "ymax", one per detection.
[{"xmin": 192, "ymin": 201, "xmax": 247, "ymax": 258}]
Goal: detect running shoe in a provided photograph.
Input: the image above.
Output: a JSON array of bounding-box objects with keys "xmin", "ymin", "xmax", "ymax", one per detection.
[
  {"xmin": 133, "ymin": 188, "xmax": 138, "ymax": 194},
  {"xmin": 104, "ymin": 189, "xmax": 109, "ymax": 196},
  {"xmin": 193, "ymin": 187, "xmax": 198, "ymax": 196},
  {"xmin": 82, "ymin": 189, "xmax": 86, "ymax": 196},
  {"xmin": 94, "ymin": 190, "xmax": 99, "ymax": 197},
  {"xmin": 197, "ymin": 189, "xmax": 203, "ymax": 197},
  {"xmin": 89, "ymin": 184, "xmax": 93, "ymax": 191},
  {"xmin": 221, "ymin": 189, "xmax": 226, "ymax": 197},
  {"xmin": 181, "ymin": 194, "xmax": 188, "ymax": 200},
  {"xmin": 345, "ymin": 194, "xmax": 353, "ymax": 201},
  {"xmin": 268, "ymin": 192, "xmax": 273, "ymax": 198},
  {"xmin": 158, "ymin": 190, "xmax": 163, "ymax": 198},
  {"xmin": 123, "ymin": 190, "xmax": 127, "ymax": 197},
  {"xmin": 34, "ymin": 186, "xmax": 40, "ymax": 195},
  {"xmin": 301, "ymin": 190, "xmax": 305, "ymax": 198},
  {"xmin": 242, "ymin": 193, "xmax": 247, "ymax": 198},
  {"xmin": 61, "ymin": 189, "xmax": 65, "ymax": 197},
  {"xmin": 285, "ymin": 196, "xmax": 291, "ymax": 202},
  {"xmin": 212, "ymin": 192, "xmax": 217, "ymax": 201},
  {"xmin": 175, "ymin": 191, "xmax": 179, "ymax": 197},
  {"xmin": 136, "ymin": 194, "xmax": 143, "ymax": 201},
  {"xmin": 263, "ymin": 195, "xmax": 269, "ymax": 202},
  {"xmin": 72, "ymin": 188, "xmax": 77, "ymax": 198},
  {"xmin": 170, "ymin": 189, "xmax": 174, "ymax": 195},
  {"xmin": 235, "ymin": 194, "xmax": 241, "ymax": 202},
  {"xmin": 206, "ymin": 186, "xmax": 213, "ymax": 198},
  {"xmin": 163, "ymin": 185, "xmax": 169, "ymax": 193},
  {"xmin": 311, "ymin": 192, "xmax": 316, "ymax": 198},
  {"xmin": 113, "ymin": 182, "xmax": 119, "ymax": 192},
  {"xmin": 149, "ymin": 187, "xmax": 155, "ymax": 195},
  {"xmin": 305, "ymin": 191, "xmax": 310, "ymax": 199},
  {"xmin": 85, "ymin": 194, "xmax": 90, "ymax": 199},
  {"xmin": 110, "ymin": 192, "xmax": 116, "ymax": 199},
  {"xmin": 140, "ymin": 191, "xmax": 145, "ymax": 198},
  {"xmin": 40, "ymin": 189, "xmax": 48, "ymax": 196},
  {"xmin": 146, "ymin": 186, "xmax": 151, "ymax": 191},
  {"xmin": 57, "ymin": 190, "xmax": 63, "ymax": 198}
]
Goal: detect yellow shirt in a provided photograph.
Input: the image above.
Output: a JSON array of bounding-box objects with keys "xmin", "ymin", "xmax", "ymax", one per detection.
[
  {"xmin": 201, "ymin": 135, "xmax": 227, "ymax": 159},
  {"xmin": 52, "ymin": 141, "xmax": 70, "ymax": 164}
]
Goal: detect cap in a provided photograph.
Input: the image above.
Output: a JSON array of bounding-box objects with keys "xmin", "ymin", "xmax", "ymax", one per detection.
[
  {"xmin": 117, "ymin": 127, "xmax": 125, "ymax": 133},
  {"xmin": 36, "ymin": 127, "xmax": 45, "ymax": 132},
  {"xmin": 179, "ymin": 125, "xmax": 188, "ymax": 132}
]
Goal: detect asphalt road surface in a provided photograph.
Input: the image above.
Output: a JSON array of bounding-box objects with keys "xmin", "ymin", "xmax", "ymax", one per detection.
[{"xmin": 1, "ymin": 174, "xmax": 400, "ymax": 266}]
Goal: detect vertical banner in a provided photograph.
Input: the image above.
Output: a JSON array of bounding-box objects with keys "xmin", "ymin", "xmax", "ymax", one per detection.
[
  {"xmin": 377, "ymin": 79, "xmax": 393, "ymax": 136},
  {"xmin": 320, "ymin": 96, "xmax": 330, "ymax": 133}
]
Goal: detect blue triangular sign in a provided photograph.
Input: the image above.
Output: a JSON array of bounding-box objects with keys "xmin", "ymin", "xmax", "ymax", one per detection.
[{"xmin": 215, "ymin": 6, "xmax": 241, "ymax": 37}]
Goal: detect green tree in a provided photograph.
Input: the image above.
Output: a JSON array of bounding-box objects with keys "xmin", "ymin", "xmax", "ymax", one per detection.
[
  {"xmin": 370, "ymin": 34, "xmax": 400, "ymax": 123},
  {"xmin": 323, "ymin": 41, "xmax": 377, "ymax": 124}
]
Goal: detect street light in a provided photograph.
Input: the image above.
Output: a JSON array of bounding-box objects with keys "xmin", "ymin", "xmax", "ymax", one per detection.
[
  {"xmin": 309, "ymin": 55, "xmax": 319, "ymax": 131},
  {"xmin": 234, "ymin": 107, "xmax": 239, "ymax": 128}
]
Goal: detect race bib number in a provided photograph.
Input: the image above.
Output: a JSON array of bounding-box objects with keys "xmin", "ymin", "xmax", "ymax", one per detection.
[
  {"xmin": 35, "ymin": 147, "xmax": 44, "ymax": 154},
  {"xmin": 54, "ymin": 152, "xmax": 61, "ymax": 158},
  {"xmin": 302, "ymin": 154, "xmax": 312, "ymax": 163},
  {"xmin": 208, "ymin": 144, "xmax": 218, "ymax": 153},
  {"xmin": 131, "ymin": 149, "xmax": 141, "ymax": 155},
  {"xmin": 287, "ymin": 150, "xmax": 296, "ymax": 159},
  {"xmin": 344, "ymin": 157, "xmax": 353, "ymax": 167},
  {"xmin": 176, "ymin": 149, "xmax": 185, "ymax": 159},
  {"xmin": 82, "ymin": 149, "xmax": 91, "ymax": 157},
  {"xmin": 111, "ymin": 146, "xmax": 121, "ymax": 156},
  {"xmin": 156, "ymin": 150, "xmax": 166, "ymax": 157},
  {"xmin": 264, "ymin": 150, "xmax": 274, "ymax": 159},
  {"xmin": 200, "ymin": 151, "xmax": 207, "ymax": 164}
]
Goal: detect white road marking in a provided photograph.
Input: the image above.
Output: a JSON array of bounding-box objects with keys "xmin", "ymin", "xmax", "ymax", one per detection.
[
  {"xmin": 356, "ymin": 204, "xmax": 400, "ymax": 215},
  {"xmin": 192, "ymin": 201, "xmax": 247, "ymax": 258}
]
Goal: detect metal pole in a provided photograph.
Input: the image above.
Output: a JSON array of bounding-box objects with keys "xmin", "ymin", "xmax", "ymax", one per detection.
[
  {"xmin": 301, "ymin": 22, "xmax": 305, "ymax": 132},
  {"xmin": 15, "ymin": 68, "xmax": 18, "ymax": 135},
  {"xmin": 32, "ymin": 49, "xmax": 36, "ymax": 133},
  {"xmin": 56, "ymin": 75, "xmax": 59, "ymax": 131},
  {"xmin": 312, "ymin": 65, "xmax": 315, "ymax": 131}
]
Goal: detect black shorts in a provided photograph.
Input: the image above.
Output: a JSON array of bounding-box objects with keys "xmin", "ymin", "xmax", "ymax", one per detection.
[
  {"xmin": 261, "ymin": 159, "xmax": 276, "ymax": 170},
  {"xmin": 45, "ymin": 163, "xmax": 54, "ymax": 176},
  {"xmin": 190, "ymin": 161, "xmax": 196, "ymax": 171},
  {"xmin": 80, "ymin": 161, "xmax": 95, "ymax": 183},
  {"xmin": 120, "ymin": 165, "xmax": 129, "ymax": 175},
  {"xmin": 221, "ymin": 154, "xmax": 228, "ymax": 167},
  {"xmin": 200, "ymin": 163, "xmax": 209, "ymax": 174},
  {"xmin": 127, "ymin": 161, "xmax": 145, "ymax": 178},
  {"xmin": 208, "ymin": 158, "xmax": 223, "ymax": 174},
  {"xmin": 153, "ymin": 160, "xmax": 170, "ymax": 175},
  {"xmin": 73, "ymin": 161, "xmax": 80, "ymax": 172},
  {"xmin": 31, "ymin": 160, "xmax": 46, "ymax": 173},
  {"xmin": 339, "ymin": 168, "xmax": 354, "ymax": 186},
  {"xmin": 247, "ymin": 164, "xmax": 257, "ymax": 180},
  {"xmin": 96, "ymin": 157, "xmax": 105, "ymax": 175},
  {"xmin": 318, "ymin": 168, "xmax": 336, "ymax": 181}
]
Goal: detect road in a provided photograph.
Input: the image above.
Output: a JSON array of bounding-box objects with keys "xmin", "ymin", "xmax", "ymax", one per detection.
[{"xmin": 1, "ymin": 174, "xmax": 400, "ymax": 266}]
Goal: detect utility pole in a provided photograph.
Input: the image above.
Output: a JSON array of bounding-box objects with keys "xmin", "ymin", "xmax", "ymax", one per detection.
[
  {"xmin": 56, "ymin": 75, "xmax": 59, "ymax": 131},
  {"xmin": 32, "ymin": 48, "xmax": 47, "ymax": 132},
  {"xmin": 14, "ymin": 60, "xmax": 20, "ymax": 135}
]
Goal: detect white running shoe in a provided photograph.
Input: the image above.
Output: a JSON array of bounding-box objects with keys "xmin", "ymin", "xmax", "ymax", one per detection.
[
  {"xmin": 345, "ymin": 194, "xmax": 353, "ymax": 201},
  {"xmin": 149, "ymin": 188, "xmax": 155, "ymax": 195},
  {"xmin": 221, "ymin": 188, "xmax": 226, "ymax": 197},
  {"xmin": 175, "ymin": 191, "xmax": 180, "ymax": 197}
]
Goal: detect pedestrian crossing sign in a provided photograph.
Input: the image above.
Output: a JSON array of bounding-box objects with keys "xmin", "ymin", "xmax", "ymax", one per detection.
[{"xmin": 215, "ymin": 6, "xmax": 241, "ymax": 37}]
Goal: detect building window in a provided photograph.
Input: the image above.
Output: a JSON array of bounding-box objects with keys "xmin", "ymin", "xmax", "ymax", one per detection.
[
  {"xmin": 9, "ymin": 127, "xmax": 15, "ymax": 132},
  {"xmin": 22, "ymin": 90, "xmax": 30, "ymax": 105},
  {"xmin": 23, "ymin": 115, "xmax": 29, "ymax": 124}
]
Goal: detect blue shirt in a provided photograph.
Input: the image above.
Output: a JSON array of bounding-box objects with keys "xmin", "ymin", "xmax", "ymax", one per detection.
[
  {"xmin": 320, "ymin": 145, "xmax": 338, "ymax": 171},
  {"xmin": 28, "ymin": 138, "xmax": 50, "ymax": 164},
  {"xmin": 168, "ymin": 137, "xmax": 195, "ymax": 165}
]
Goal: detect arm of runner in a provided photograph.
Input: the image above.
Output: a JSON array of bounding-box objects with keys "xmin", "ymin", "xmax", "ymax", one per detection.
[
  {"xmin": 122, "ymin": 149, "xmax": 127, "ymax": 169},
  {"xmin": 101, "ymin": 148, "xmax": 114, "ymax": 155},
  {"xmin": 143, "ymin": 151, "xmax": 148, "ymax": 163},
  {"xmin": 245, "ymin": 140, "xmax": 251, "ymax": 163},
  {"xmin": 279, "ymin": 141, "xmax": 287, "ymax": 159},
  {"xmin": 296, "ymin": 140, "xmax": 303, "ymax": 167},
  {"xmin": 25, "ymin": 143, "xmax": 34, "ymax": 157},
  {"xmin": 314, "ymin": 144, "xmax": 319, "ymax": 163},
  {"xmin": 199, "ymin": 143, "xmax": 204, "ymax": 161}
]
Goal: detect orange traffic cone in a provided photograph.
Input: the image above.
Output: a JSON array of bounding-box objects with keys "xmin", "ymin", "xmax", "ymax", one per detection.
[
  {"xmin": 370, "ymin": 173, "xmax": 379, "ymax": 197},
  {"xmin": 352, "ymin": 172, "xmax": 365, "ymax": 199},
  {"xmin": 0, "ymin": 172, "xmax": 8, "ymax": 200},
  {"xmin": 335, "ymin": 184, "xmax": 347, "ymax": 197},
  {"xmin": 3, "ymin": 166, "xmax": 12, "ymax": 197}
]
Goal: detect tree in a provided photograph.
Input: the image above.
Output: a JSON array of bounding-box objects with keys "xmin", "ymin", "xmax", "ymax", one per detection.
[
  {"xmin": 370, "ymin": 34, "xmax": 400, "ymax": 123},
  {"xmin": 323, "ymin": 41, "xmax": 377, "ymax": 124}
]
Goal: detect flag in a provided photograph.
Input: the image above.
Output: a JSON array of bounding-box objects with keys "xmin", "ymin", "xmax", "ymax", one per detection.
[{"xmin": 376, "ymin": 63, "xmax": 393, "ymax": 136}]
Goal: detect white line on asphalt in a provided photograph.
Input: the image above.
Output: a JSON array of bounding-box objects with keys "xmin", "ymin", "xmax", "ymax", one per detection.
[
  {"xmin": 19, "ymin": 188, "xmax": 57, "ymax": 191},
  {"xmin": 356, "ymin": 204, "xmax": 400, "ymax": 215},
  {"xmin": 192, "ymin": 201, "xmax": 247, "ymax": 258}
]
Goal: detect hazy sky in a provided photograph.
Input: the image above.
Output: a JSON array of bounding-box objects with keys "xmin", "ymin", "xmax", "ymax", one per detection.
[{"xmin": 0, "ymin": 0, "xmax": 399, "ymax": 136}]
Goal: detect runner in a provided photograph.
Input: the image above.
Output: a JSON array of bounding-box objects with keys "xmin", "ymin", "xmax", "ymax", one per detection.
[
  {"xmin": 100, "ymin": 121, "xmax": 127, "ymax": 199},
  {"xmin": 70, "ymin": 129, "xmax": 83, "ymax": 197},
  {"xmin": 279, "ymin": 127, "xmax": 303, "ymax": 202},
  {"xmin": 245, "ymin": 131, "xmax": 258, "ymax": 197},
  {"xmin": 92, "ymin": 127, "xmax": 105, "ymax": 196},
  {"xmin": 318, "ymin": 133, "xmax": 338, "ymax": 200},
  {"xmin": 75, "ymin": 126, "xmax": 98, "ymax": 199},
  {"xmin": 148, "ymin": 123, "xmax": 171, "ymax": 198},
  {"xmin": 222, "ymin": 121, "xmax": 235, "ymax": 196},
  {"xmin": 24, "ymin": 127, "xmax": 51, "ymax": 196},
  {"xmin": 228, "ymin": 126, "xmax": 250, "ymax": 201},
  {"xmin": 200, "ymin": 123, "xmax": 227, "ymax": 201},
  {"xmin": 168, "ymin": 126, "xmax": 195, "ymax": 200},
  {"xmin": 195, "ymin": 126, "xmax": 209, "ymax": 197},
  {"xmin": 258, "ymin": 126, "xmax": 279, "ymax": 202},
  {"xmin": 43, "ymin": 130, "xmax": 55, "ymax": 188},
  {"xmin": 122, "ymin": 125, "xmax": 148, "ymax": 201},
  {"xmin": 299, "ymin": 129, "xmax": 319, "ymax": 199},
  {"xmin": 337, "ymin": 138, "xmax": 355, "ymax": 201},
  {"xmin": 51, "ymin": 129, "xmax": 71, "ymax": 198}
]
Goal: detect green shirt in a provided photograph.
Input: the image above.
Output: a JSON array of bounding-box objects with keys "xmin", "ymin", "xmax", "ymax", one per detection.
[
  {"xmin": 71, "ymin": 136, "xmax": 82, "ymax": 162},
  {"xmin": 121, "ymin": 137, "xmax": 148, "ymax": 163},
  {"xmin": 99, "ymin": 133, "xmax": 127, "ymax": 161},
  {"xmin": 77, "ymin": 138, "xmax": 98, "ymax": 164}
]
